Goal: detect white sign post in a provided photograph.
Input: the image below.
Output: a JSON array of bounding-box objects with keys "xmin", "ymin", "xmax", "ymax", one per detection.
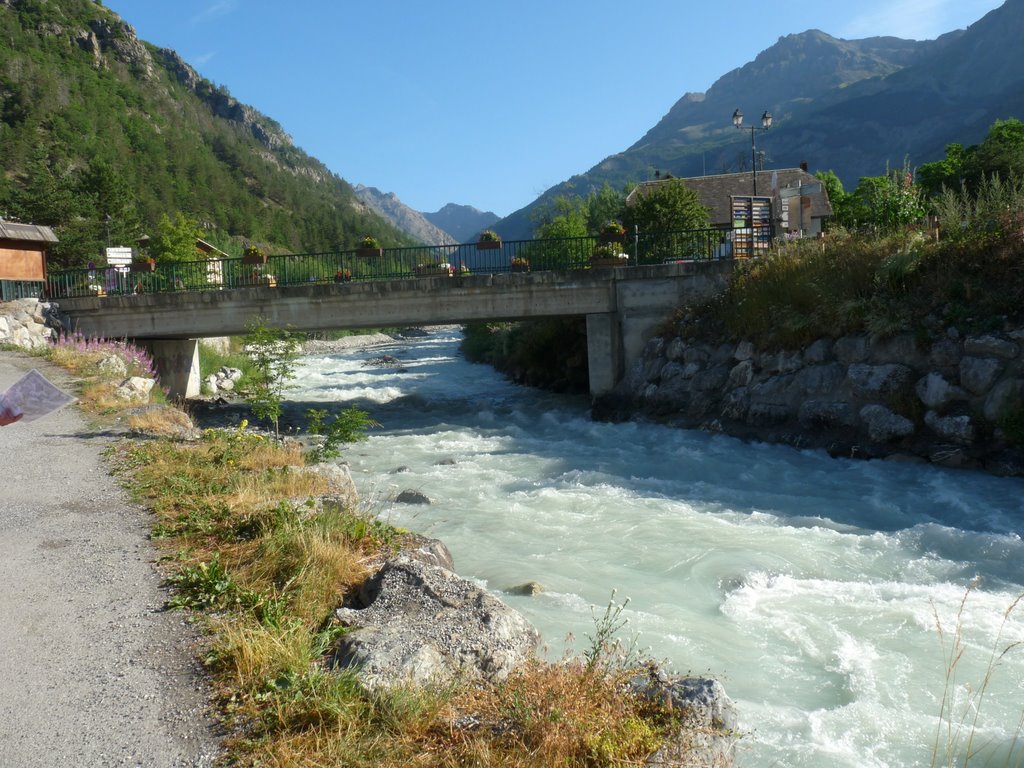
[{"xmin": 105, "ymin": 247, "xmax": 134, "ymax": 267}]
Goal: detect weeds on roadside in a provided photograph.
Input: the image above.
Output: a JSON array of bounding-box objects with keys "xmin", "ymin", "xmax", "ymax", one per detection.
[
  {"xmin": 48, "ymin": 329, "xmax": 158, "ymax": 379},
  {"xmin": 44, "ymin": 330, "xmax": 165, "ymax": 413},
  {"xmin": 584, "ymin": 589, "xmax": 643, "ymax": 676}
]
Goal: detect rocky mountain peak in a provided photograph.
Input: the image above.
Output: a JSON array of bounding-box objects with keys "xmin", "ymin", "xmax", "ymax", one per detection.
[
  {"xmin": 423, "ymin": 203, "xmax": 499, "ymax": 243},
  {"xmin": 153, "ymin": 48, "xmax": 292, "ymax": 152},
  {"xmin": 353, "ymin": 185, "xmax": 457, "ymax": 245}
]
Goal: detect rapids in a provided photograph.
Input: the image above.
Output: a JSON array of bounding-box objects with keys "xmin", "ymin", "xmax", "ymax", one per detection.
[{"xmin": 291, "ymin": 328, "xmax": 1024, "ymax": 768}]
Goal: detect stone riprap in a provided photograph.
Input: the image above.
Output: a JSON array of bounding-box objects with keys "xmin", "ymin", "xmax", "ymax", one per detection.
[
  {"xmin": 0, "ymin": 298, "xmax": 58, "ymax": 349},
  {"xmin": 600, "ymin": 327, "xmax": 1024, "ymax": 475}
]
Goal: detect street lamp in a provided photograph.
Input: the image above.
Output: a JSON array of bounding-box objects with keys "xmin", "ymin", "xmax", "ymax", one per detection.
[{"xmin": 732, "ymin": 108, "xmax": 772, "ymax": 195}]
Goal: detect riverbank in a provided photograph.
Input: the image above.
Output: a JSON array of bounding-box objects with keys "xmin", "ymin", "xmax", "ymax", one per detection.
[
  {"xmin": 0, "ymin": 350, "xmax": 219, "ymax": 767},
  {"xmin": 0, "ymin": 326, "xmax": 734, "ymax": 766},
  {"xmin": 286, "ymin": 326, "xmax": 1024, "ymax": 767},
  {"xmin": 596, "ymin": 324, "xmax": 1024, "ymax": 477}
]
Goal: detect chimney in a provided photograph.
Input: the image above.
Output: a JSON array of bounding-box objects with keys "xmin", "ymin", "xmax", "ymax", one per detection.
[{"xmin": 799, "ymin": 161, "xmax": 808, "ymax": 172}]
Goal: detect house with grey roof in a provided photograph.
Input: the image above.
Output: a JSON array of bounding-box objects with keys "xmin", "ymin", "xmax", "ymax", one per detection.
[
  {"xmin": 0, "ymin": 220, "xmax": 57, "ymax": 300},
  {"xmin": 627, "ymin": 167, "xmax": 833, "ymax": 239}
]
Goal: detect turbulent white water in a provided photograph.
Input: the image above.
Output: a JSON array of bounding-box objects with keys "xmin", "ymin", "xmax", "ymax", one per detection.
[{"xmin": 291, "ymin": 328, "xmax": 1024, "ymax": 768}]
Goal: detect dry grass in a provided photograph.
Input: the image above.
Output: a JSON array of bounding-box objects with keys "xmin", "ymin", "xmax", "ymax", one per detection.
[
  {"xmin": 126, "ymin": 406, "xmax": 195, "ymax": 436},
  {"xmin": 436, "ymin": 660, "xmax": 668, "ymax": 768},
  {"xmin": 932, "ymin": 582, "xmax": 1024, "ymax": 768},
  {"xmin": 108, "ymin": 427, "xmax": 700, "ymax": 767}
]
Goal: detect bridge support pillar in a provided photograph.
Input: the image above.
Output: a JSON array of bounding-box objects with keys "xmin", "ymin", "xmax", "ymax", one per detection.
[
  {"xmin": 586, "ymin": 313, "xmax": 622, "ymax": 395},
  {"xmin": 146, "ymin": 339, "xmax": 201, "ymax": 400}
]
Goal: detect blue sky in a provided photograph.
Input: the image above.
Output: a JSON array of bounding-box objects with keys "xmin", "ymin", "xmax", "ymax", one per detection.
[{"xmin": 102, "ymin": 0, "xmax": 1005, "ymax": 218}]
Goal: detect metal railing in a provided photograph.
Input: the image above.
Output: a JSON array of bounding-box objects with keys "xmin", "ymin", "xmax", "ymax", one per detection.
[{"xmin": 43, "ymin": 226, "xmax": 774, "ymax": 299}]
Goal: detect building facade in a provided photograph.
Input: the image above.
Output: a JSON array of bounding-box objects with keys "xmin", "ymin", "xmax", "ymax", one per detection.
[{"xmin": 0, "ymin": 221, "xmax": 57, "ymax": 300}]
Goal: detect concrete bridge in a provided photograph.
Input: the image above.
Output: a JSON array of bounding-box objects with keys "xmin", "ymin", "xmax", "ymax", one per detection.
[{"xmin": 54, "ymin": 261, "xmax": 733, "ymax": 398}]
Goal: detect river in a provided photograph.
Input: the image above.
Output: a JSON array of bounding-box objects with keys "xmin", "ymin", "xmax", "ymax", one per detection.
[{"xmin": 290, "ymin": 327, "xmax": 1024, "ymax": 768}]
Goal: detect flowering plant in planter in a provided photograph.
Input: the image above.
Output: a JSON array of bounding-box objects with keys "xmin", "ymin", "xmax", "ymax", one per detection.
[
  {"xmin": 357, "ymin": 235, "xmax": 383, "ymax": 257},
  {"xmin": 510, "ymin": 256, "xmax": 530, "ymax": 272},
  {"xmin": 242, "ymin": 244, "xmax": 267, "ymax": 264},
  {"xmin": 477, "ymin": 229, "xmax": 502, "ymax": 249},
  {"xmin": 599, "ymin": 221, "xmax": 627, "ymax": 243},
  {"xmin": 415, "ymin": 262, "xmax": 453, "ymax": 276},
  {"xmin": 590, "ymin": 243, "xmax": 629, "ymax": 267},
  {"xmin": 334, "ymin": 268, "xmax": 352, "ymax": 283}
]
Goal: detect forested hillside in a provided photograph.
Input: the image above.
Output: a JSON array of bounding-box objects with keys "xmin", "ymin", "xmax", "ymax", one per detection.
[{"xmin": 0, "ymin": 0, "xmax": 413, "ymax": 266}]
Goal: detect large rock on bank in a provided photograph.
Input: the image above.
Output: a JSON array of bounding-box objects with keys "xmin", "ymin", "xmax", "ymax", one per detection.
[
  {"xmin": 333, "ymin": 555, "xmax": 539, "ymax": 690},
  {"xmin": 631, "ymin": 673, "xmax": 739, "ymax": 768}
]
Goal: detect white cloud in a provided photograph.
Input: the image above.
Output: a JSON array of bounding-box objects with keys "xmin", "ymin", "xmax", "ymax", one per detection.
[
  {"xmin": 190, "ymin": 0, "xmax": 238, "ymax": 26},
  {"xmin": 192, "ymin": 51, "xmax": 216, "ymax": 66},
  {"xmin": 841, "ymin": 0, "xmax": 1002, "ymax": 40}
]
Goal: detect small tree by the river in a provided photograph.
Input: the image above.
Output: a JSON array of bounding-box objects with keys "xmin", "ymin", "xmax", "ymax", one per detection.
[{"xmin": 240, "ymin": 319, "xmax": 299, "ymax": 437}]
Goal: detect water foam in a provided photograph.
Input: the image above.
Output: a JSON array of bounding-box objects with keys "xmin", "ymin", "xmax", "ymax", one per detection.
[{"xmin": 292, "ymin": 329, "xmax": 1024, "ymax": 768}]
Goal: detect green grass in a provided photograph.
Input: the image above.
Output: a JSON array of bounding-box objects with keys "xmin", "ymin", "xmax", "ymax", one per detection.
[{"xmin": 679, "ymin": 224, "xmax": 1024, "ymax": 350}]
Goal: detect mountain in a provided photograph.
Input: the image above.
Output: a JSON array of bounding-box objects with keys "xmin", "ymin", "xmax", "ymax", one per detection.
[
  {"xmin": 493, "ymin": 0, "xmax": 1023, "ymax": 240},
  {"xmin": 422, "ymin": 204, "xmax": 499, "ymax": 243},
  {"xmin": 353, "ymin": 185, "xmax": 457, "ymax": 245},
  {"xmin": 0, "ymin": 0, "xmax": 414, "ymax": 265}
]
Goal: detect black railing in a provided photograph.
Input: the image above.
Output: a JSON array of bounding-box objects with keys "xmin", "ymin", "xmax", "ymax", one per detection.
[{"xmin": 44, "ymin": 226, "xmax": 774, "ymax": 299}]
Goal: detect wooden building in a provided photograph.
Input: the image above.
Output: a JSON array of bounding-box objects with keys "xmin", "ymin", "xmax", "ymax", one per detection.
[{"xmin": 0, "ymin": 220, "xmax": 57, "ymax": 300}]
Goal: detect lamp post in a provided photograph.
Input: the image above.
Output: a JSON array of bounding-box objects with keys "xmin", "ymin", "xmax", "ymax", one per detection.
[{"xmin": 732, "ymin": 108, "xmax": 772, "ymax": 195}]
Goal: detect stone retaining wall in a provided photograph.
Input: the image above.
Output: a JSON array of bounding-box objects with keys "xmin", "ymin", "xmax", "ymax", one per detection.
[{"xmin": 598, "ymin": 326, "xmax": 1024, "ymax": 476}]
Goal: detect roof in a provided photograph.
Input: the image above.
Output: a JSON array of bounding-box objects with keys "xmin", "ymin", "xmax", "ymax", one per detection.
[
  {"xmin": 627, "ymin": 168, "xmax": 833, "ymax": 226},
  {"xmin": 195, "ymin": 238, "xmax": 229, "ymax": 258},
  {"xmin": 0, "ymin": 220, "xmax": 59, "ymax": 243}
]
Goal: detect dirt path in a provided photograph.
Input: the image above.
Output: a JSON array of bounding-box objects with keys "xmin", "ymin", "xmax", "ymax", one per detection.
[{"xmin": 0, "ymin": 352, "xmax": 219, "ymax": 767}]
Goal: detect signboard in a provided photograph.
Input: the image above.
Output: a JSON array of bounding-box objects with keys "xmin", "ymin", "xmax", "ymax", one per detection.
[
  {"xmin": 105, "ymin": 247, "xmax": 134, "ymax": 266},
  {"xmin": 731, "ymin": 196, "xmax": 773, "ymax": 258}
]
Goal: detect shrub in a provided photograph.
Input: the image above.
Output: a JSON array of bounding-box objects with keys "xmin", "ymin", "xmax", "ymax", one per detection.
[
  {"xmin": 305, "ymin": 406, "xmax": 378, "ymax": 463},
  {"xmin": 240, "ymin": 319, "xmax": 300, "ymax": 437}
]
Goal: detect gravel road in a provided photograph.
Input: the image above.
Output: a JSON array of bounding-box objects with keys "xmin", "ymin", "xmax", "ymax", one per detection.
[{"xmin": 0, "ymin": 351, "xmax": 220, "ymax": 767}]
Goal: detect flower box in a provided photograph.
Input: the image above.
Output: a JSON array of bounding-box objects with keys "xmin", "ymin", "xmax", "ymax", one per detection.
[
  {"xmin": 599, "ymin": 232, "xmax": 626, "ymax": 244},
  {"xmin": 357, "ymin": 247, "xmax": 383, "ymax": 258},
  {"xmin": 414, "ymin": 264, "xmax": 451, "ymax": 277},
  {"xmin": 130, "ymin": 260, "xmax": 156, "ymax": 272},
  {"xmin": 477, "ymin": 240, "xmax": 501, "ymax": 250},
  {"xmin": 242, "ymin": 252, "xmax": 268, "ymax": 265},
  {"xmin": 590, "ymin": 257, "xmax": 629, "ymax": 269},
  {"xmin": 510, "ymin": 263, "xmax": 530, "ymax": 273}
]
